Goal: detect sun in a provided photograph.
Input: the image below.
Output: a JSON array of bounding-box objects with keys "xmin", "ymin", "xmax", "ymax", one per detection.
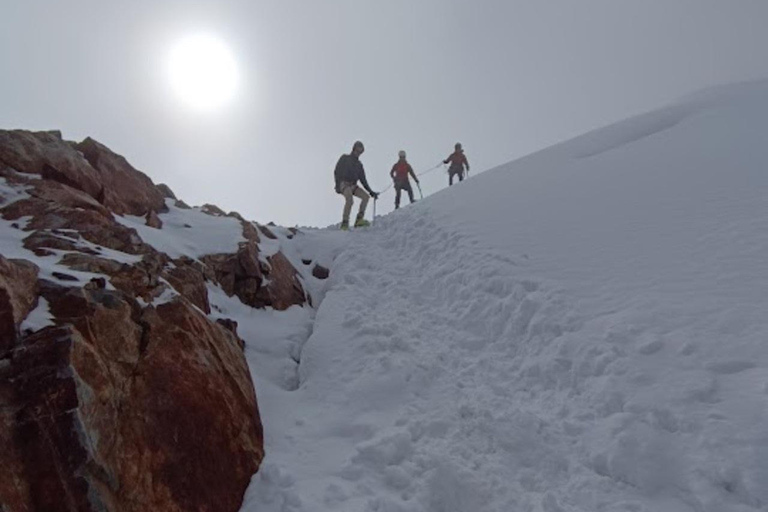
[{"xmin": 168, "ymin": 34, "xmax": 239, "ymax": 111}]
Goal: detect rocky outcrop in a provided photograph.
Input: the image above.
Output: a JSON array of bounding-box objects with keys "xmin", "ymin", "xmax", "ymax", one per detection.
[
  {"xmin": 202, "ymin": 243, "xmax": 306, "ymax": 310},
  {"xmin": 256, "ymin": 252, "xmax": 307, "ymax": 309},
  {"xmin": 312, "ymin": 263, "xmax": 330, "ymax": 280},
  {"xmin": 0, "ymin": 130, "xmax": 311, "ymax": 512},
  {"xmin": 0, "ymin": 285, "xmax": 262, "ymax": 512},
  {"xmin": 74, "ymin": 137, "xmax": 167, "ymax": 216},
  {"xmin": 0, "ymin": 130, "xmax": 166, "ymax": 216},
  {"xmin": 0, "ymin": 256, "xmax": 39, "ymax": 351}
]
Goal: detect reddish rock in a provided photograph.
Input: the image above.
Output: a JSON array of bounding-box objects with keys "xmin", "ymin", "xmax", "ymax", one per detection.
[
  {"xmin": 215, "ymin": 318, "xmax": 243, "ymax": 348},
  {"xmin": 0, "ymin": 127, "xmax": 315, "ymax": 512},
  {"xmin": 85, "ymin": 277, "xmax": 107, "ymax": 290},
  {"xmin": 242, "ymin": 220, "xmax": 261, "ymax": 244},
  {"xmin": 0, "ymin": 130, "xmax": 168, "ymax": 217},
  {"xmin": 145, "ymin": 209, "xmax": 163, "ymax": 229},
  {"xmin": 0, "ymin": 284, "xmax": 263, "ymax": 512},
  {"xmin": 175, "ymin": 199, "xmax": 191, "ymax": 209},
  {"xmin": 0, "ymin": 256, "xmax": 39, "ymax": 352},
  {"xmin": 203, "ymin": 242, "xmax": 263, "ymax": 308},
  {"xmin": 58, "ymin": 252, "xmax": 123, "ymax": 276},
  {"xmin": 201, "ymin": 203, "xmax": 227, "ymax": 217},
  {"xmin": 75, "ymin": 137, "xmax": 167, "ymax": 216},
  {"xmin": 312, "ymin": 264, "xmax": 330, "ymax": 280},
  {"xmin": 257, "ymin": 223, "xmax": 278, "ymax": 240},
  {"xmin": 255, "ymin": 252, "xmax": 307, "ymax": 309},
  {"xmin": 22, "ymin": 231, "xmax": 83, "ymax": 257},
  {"xmin": 163, "ymin": 262, "xmax": 210, "ymax": 314},
  {"xmin": 59, "ymin": 251, "xmax": 169, "ymax": 304},
  {"xmin": 227, "ymin": 211, "xmax": 245, "ymax": 222},
  {"xmin": 27, "ymin": 208, "xmax": 146, "ymax": 255},
  {"xmin": 156, "ymin": 183, "xmax": 177, "ymax": 200},
  {"xmin": 0, "ymin": 130, "xmax": 103, "ymax": 200},
  {"xmin": 28, "ymin": 179, "xmax": 111, "ymax": 216}
]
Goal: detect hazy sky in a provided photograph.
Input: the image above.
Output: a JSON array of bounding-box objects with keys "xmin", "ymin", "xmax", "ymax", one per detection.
[{"xmin": 2, "ymin": 1, "xmax": 767, "ymax": 226}]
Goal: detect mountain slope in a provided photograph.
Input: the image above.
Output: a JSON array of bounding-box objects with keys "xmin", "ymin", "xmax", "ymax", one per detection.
[{"xmin": 241, "ymin": 81, "xmax": 768, "ymax": 512}]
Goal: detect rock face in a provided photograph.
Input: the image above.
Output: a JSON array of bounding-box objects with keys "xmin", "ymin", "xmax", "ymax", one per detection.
[
  {"xmin": 0, "ymin": 256, "xmax": 39, "ymax": 351},
  {"xmin": 0, "ymin": 129, "xmax": 311, "ymax": 512},
  {"xmin": 0, "ymin": 130, "xmax": 165, "ymax": 216}
]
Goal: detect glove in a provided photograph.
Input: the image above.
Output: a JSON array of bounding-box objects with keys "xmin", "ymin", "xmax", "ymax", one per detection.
[
  {"xmin": 370, "ymin": 192, "xmax": 379, "ymax": 200},
  {"xmin": 334, "ymin": 183, "xmax": 341, "ymax": 194},
  {"xmin": 415, "ymin": 178, "xmax": 420, "ymax": 184}
]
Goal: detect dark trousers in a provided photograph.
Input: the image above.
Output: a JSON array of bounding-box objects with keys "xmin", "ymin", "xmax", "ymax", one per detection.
[
  {"xmin": 394, "ymin": 180, "xmax": 415, "ymax": 208},
  {"xmin": 449, "ymin": 167, "xmax": 464, "ymax": 186}
]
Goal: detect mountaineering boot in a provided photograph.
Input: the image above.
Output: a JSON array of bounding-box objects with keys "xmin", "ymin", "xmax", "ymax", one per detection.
[
  {"xmin": 354, "ymin": 215, "xmax": 370, "ymax": 228},
  {"xmin": 340, "ymin": 220, "xmax": 349, "ymax": 231}
]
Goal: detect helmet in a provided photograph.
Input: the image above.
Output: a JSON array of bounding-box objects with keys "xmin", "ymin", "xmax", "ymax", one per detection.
[
  {"xmin": 353, "ymin": 140, "xmax": 365, "ymax": 153},
  {"xmin": 398, "ymin": 150, "xmax": 406, "ymax": 158},
  {"xmin": 455, "ymin": 142, "xmax": 462, "ymax": 150}
]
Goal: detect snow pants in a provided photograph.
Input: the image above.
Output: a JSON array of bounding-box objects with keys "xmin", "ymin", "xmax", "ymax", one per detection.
[
  {"xmin": 394, "ymin": 180, "xmax": 415, "ymax": 209},
  {"xmin": 448, "ymin": 167, "xmax": 465, "ymax": 186},
  {"xmin": 340, "ymin": 182, "xmax": 369, "ymax": 224}
]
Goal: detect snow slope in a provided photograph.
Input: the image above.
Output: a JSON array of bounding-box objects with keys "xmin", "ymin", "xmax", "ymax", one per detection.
[{"xmin": 239, "ymin": 81, "xmax": 768, "ymax": 512}]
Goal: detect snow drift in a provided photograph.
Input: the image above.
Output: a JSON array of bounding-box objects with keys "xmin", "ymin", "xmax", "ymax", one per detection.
[{"xmin": 241, "ymin": 81, "xmax": 768, "ymax": 512}]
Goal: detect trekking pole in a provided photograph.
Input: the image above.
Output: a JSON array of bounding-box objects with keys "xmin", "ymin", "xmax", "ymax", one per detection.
[
  {"xmin": 416, "ymin": 182, "xmax": 423, "ymax": 199},
  {"xmin": 373, "ymin": 197, "xmax": 377, "ymax": 225}
]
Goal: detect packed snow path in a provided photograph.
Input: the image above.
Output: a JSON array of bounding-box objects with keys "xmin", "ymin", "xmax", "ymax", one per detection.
[{"xmin": 240, "ymin": 82, "xmax": 768, "ymax": 512}]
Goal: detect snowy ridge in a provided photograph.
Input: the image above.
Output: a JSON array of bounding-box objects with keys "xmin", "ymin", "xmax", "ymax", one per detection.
[
  {"xmin": 114, "ymin": 199, "xmax": 246, "ymax": 260},
  {"xmin": 238, "ymin": 81, "xmax": 768, "ymax": 512}
]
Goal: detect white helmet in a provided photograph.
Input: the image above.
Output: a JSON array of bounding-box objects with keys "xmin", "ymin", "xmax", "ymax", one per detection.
[{"xmin": 398, "ymin": 150, "xmax": 406, "ymax": 158}]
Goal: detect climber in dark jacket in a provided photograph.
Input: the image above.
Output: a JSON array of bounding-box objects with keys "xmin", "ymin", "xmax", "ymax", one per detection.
[
  {"xmin": 444, "ymin": 142, "xmax": 470, "ymax": 186},
  {"xmin": 334, "ymin": 140, "xmax": 378, "ymax": 230}
]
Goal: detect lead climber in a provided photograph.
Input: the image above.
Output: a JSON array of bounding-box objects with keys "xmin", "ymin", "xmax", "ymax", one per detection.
[{"xmin": 334, "ymin": 140, "xmax": 379, "ymax": 230}]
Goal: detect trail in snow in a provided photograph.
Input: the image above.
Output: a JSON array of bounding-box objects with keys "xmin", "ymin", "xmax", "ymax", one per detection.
[{"xmin": 238, "ymin": 81, "xmax": 768, "ymax": 512}]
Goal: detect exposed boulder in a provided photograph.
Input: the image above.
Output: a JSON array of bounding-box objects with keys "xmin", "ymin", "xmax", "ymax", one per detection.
[
  {"xmin": 255, "ymin": 252, "xmax": 307, "ymax": 309},
  {"xmin": 75, "ymin": 137, "xmax": 167, "ymax": 216},
  {"xmin": 163, "ymin": 261, "xmax": 211, "ymax": 314},
  {"xmin": 202, "ymin": 242, "xmax": 263, "ymax": 308},
  {"xmin": 201, "ymin": 203, "xmax": 227, "ymax": 217},
  {"xmin": 257, "ymin": 223, "xmax": 278, "ymax": 240},
  {"xmin": 0, "ymin": 130, "xmax": 167, "ymax": 217},
  {"xmin": 0, "ymin": 256, "xmax": 39, "ymax": 351},
  {"xmin": 145, "ymin": 209, "xmax": 163, "ymax": 229},
  {"xmin": 0, "ymin": 130, "xmax": 103, "ymax": 200},
  {"xmin": 242, "ymin": 220, "xmax": 261, "ymax": 244},
  {"xmin": 312, "ymin": 264, "xmax": 330, "ymax": 280},
  {"xmin": 0, "ymin": 285, "xmax": 263, "ymax": 512},
  {"xmin": 156, "ymin": 182, "xmax": 177, "ymax": 200}
]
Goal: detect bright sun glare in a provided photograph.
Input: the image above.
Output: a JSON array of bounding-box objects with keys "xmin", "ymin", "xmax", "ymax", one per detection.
[{"xmin": 168, "ymin": 34, "xmax": 239, "ymax": 111}]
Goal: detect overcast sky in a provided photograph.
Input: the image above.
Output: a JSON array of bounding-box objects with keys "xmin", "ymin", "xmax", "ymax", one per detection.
[{"xmin": 2, "ymin": 1, "xmax": 767, "ymax": 226}]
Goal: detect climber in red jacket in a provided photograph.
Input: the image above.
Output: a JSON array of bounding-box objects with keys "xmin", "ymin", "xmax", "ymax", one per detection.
[{"xmin": 390, "ymin": 150, "xmax": 419, "ymax": 209}]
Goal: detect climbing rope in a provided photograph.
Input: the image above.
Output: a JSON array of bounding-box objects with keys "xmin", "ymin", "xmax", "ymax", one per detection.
[{"xmin": 378, "ymin": 161, "xmax": 445, "ymax": 195}]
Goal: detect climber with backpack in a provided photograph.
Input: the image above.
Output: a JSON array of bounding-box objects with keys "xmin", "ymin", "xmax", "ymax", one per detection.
[
  {"xmin": 390, "ymin": 150, "xmax": 419, "ymax": 209},
  {"xmin": 334, "ymin": 140, "xmax": 379, "ymax": 230},
  {"xmin": 444, "ymin": 142, "xmax": 470, "ymax": 186}
]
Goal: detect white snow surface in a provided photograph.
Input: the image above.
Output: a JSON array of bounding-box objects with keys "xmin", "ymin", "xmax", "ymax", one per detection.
[
  {"xmin": 114, "ymin": 199, "xmax": 245, "ymax": 260},
  {"xmin": 20, "ymin": 296, "xmax": 53, "ymax": 333},
  {"xmin": 234, "ymin": 81, "xmax": 768, "ymax": 512}
]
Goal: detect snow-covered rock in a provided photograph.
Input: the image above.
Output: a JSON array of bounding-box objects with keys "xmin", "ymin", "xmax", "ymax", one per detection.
[{"xmin": 0, "ymin": 130, "xmax": 314, "ymax": 512}]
